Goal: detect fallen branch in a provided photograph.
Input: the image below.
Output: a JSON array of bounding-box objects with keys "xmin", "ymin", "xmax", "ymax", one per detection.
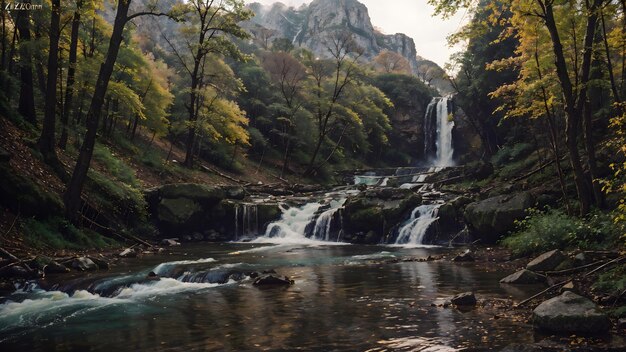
[
  {"xmin": 80, "ymin": 215, "xmax": 153, "ymax": 248},
  {"xmin": 515, "ymin": 279, "xmax": 569, "ymax": 308},
  {"xmin": 584, "ymin": 256, "xmax": 625, "ymax": 278},
  {"xmin": 544, "ymin": 260, "xmax": 606, "ymax": 276},
  {"xmin": 201, "ymin": 165, "xmax": 246, "ymax": 185}
]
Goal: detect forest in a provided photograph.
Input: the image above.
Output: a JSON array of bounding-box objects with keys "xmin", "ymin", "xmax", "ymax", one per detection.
[{"xmin": 0, "ymin": 0, "xmax": 625, "ymax": 350}]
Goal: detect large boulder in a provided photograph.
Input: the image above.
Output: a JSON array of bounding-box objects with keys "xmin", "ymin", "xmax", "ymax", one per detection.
[
  {"xmin": 500, "ymin": 269, "xmax": 546, "ymax": 285},
  {"xmin": 253, "ymin": 274, "xmax": 294, "ymax": 287},
  {"xmin": 532, "ymin": 291, "xmax": 610, "ymax": 334},
  {"xmin": 341, "ymin": 193, "xmax": 422, "ymax": 244},
  {"xmin": 526, "ymin": 250, "xmax": 566, "ymax": 272},
  {"xmin": 463, "ymin": 192, "xmax": 534, "ymax": 243},
  {"xmin": 145, "ymin": 183, "xmax": 246, "ymax": 237}
]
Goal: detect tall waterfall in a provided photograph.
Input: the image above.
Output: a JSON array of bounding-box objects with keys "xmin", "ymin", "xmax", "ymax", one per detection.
[
  {"xmin": 394, "ymin": 204, "xmax": 441, "ymax": 245},
  {"xmin": 424, "ymin": 97, "xmax": 455, "ymax": 167}
]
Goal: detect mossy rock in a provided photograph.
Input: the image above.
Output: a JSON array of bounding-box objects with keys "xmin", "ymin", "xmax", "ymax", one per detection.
[{"xmin": 464, "ymin": 192, "xmax": 534, "ymax": 243}]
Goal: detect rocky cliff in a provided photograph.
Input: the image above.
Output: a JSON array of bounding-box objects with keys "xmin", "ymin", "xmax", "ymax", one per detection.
[{"xmin": 247, "ymin": 0, "xmax": 429, "ymax": 81}]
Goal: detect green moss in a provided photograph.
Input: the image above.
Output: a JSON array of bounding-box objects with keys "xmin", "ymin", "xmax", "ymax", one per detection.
[{"xmin": 22, "ymin": 217, "xmax": 119, "ymax": 250}]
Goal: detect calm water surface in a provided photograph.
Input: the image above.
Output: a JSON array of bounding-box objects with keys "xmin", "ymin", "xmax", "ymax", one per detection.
[{"xmin": 0, "ymin": 243, "xmax": 536, "ymax": 351}]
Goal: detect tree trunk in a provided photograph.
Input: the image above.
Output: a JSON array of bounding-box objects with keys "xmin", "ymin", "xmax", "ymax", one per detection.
[
  {"xmin": 59, "ymin": 1, "xmax": 82, "ymax": 150},
  {"xmin": 184, "ymin": 64, "xmax": 201, "ymax": 167},
  {"xmin": 1, "ymin": 0, "xmax": 6, "ymax": 72},
  {"xmin": 15, "ymin": 11, "xmax": 37, "ymax": 125},
  {"xmin": 65, "ymin": 0, "xmax": 132, "ymax": 223},
  {"xmin": 37, "ymin": 0, "xmax": 62, "ymax": 170}
]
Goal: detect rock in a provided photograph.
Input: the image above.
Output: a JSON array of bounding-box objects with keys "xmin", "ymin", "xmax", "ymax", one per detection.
[
  {"xmin": 192, "ymin": 233, "xmax": 204, "ymax": 241},
  {"xmin": 252, "ymin": 274, "xmax": 294, "ymax": 287},
  {"xmin": 0, "ymin": 264, "xmax": 34, "ymax": 278},
  {"xmin": 463, "ymin": 192, "xmax": 534, "ymax": 243},
  {"xmin": 618, "ymin": 318, "xmax": 626, "ymax": 329},
  {"xmin": 161, "ymin": 238, "xmax": 180, "ymax": 246},
  {"xmin": 33, "ymin": 256, "xmax": 70, "ymax": 274},
  {"xmin": 526, "ymin": 250, "xmax": 566, "ymax": 272},
  {"xmin": 559, "ymin": 281, "xmax": 578, "ymax": 294},
  {"xmin": 0, "ymin": 280, "xmax": 15, "ymax": 296},
  {"xmin": 451, "ymin": 292, "xmax": 476, "ymax": 306},
  {"xmin": 573, "ymin": 252, "xmax": 587, "ymax": 265},
  {"xmin": 500, "ymin": 269, "xmax": 546, "ymax": 285},
  {"xmin": 452, "ymin": 249, "xmax": 474, "ymax": 262},
  {"xmin": 118, "ymin": 248, "xmax": 137, "ymax": 258},
  {"xmin": 71, "ymin": 257, "xmax": 98, "ymax": 271},
  {"xmin": 181, "ymin": 235, "xmax": 192, "ymax": 242},
  {"xmin": 146, "ymin": 271, "xmax": 160, "ymax": 281},
  {"xmin": 532, "ymin": 291, "xmax": 610, "ymax": 334},
  {"xmin": 88, "ymin": 257, "xmax": 110, "ymax": 270}
]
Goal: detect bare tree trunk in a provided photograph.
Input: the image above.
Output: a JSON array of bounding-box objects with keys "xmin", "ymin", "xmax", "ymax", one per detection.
[
  {"xmin": 37, "ymin": 0, "xmax": 63, "ymax": 173},
  {"xmin": 59, "ymin": 1, "xmax": 82, "ymax": 150},
  {"xmin": 15, "ymin": 11, "xmax": 37, "ymax": 125},
  {"xmin": 65, "ymin": 0, "xmax": 132, "ymax": 223}
]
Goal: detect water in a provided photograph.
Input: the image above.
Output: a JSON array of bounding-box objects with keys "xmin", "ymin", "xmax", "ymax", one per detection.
[
  {"xmin": 394, "ymin": 204, "xmax": 441, "ymax": 246},
  {"xmin": 235, "ymin": 203, "xmax": 260, "ymax": 239},
  {"xmin": 0, "ymin": 243, "xmax": 539, "ymax": 351},
  {"xmin": 424, "ymin": 97, "xmax": 455, "ymax": 167},
  {"xmin": 311, "ymin": 198, "xmax": 346, "ymax": 241}
]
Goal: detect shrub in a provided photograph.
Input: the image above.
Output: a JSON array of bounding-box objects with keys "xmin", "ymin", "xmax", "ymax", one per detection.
[
  {"xmin": 593, "ymin": 266, "xmax": 626, "ymax": 299},
  {"xmin": 93, "ymin": 143, "xmax": 138, "ymax": 187},
  {"xmin": 491, "ymin": 142, "xmax": 534, "ymax": 166},
  {"xmin": 502, "ymin": 208, "xmax": 619, "ymax": 256}
]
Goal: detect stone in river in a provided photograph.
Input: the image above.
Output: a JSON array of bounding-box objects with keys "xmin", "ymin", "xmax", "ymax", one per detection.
[
  {"xmin": 451, "ymin": 292, "xmax": 477, "ymax": 306},
  {"xmin": 500, "ymin": 269, "xmax": 546, "ymax": 285},
  {"xmin": 532, "ymin": 291, "xmax": 610, "ymax": 334},
  {"xmin": 526, "ymin": 249, "xmax": 566, "ymax": 272}
]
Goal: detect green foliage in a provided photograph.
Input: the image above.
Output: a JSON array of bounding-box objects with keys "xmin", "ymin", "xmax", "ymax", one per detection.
[
  {"xmin": 491, "ymin": 143, "xmax": 534, "ymax": 166},
  {"xmin": 87, "ymin": 170, "xmax": 147, "ymax": 225},
  {"xmin": 503, "ymin": 209, "xmax": 619, "ymax": 256},
  {"xmin": 22, "ymin": 217, "xmax": 118, "ymax": 250},
  {"xmin": 593, "ymin": 266, "xmax": 626, "ymax": 299},
  {"xmin": 93, "ymin": 143, "xmax": 138, "ymax": 187}
]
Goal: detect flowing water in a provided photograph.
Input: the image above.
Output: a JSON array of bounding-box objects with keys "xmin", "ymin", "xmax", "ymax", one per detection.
[
  {"xmin": 424, "ymin": 97, "xmax": 455, "ymax": 167},
  {"xmin": 394, "ymin": 204, "xmax": 442, "ymax": 246},
  {"xmin": 0, "ymin": 243, "xmax": 539, "ymax": 351}
]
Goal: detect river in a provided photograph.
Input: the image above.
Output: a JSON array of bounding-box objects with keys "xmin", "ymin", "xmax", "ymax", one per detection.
[{"xmin": 0, "ymin": 242, "xmax": 541, "ymax": 351}]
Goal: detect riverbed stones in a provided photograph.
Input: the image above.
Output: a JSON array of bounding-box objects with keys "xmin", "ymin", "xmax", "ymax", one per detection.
[
  {"xmin": 532, "ymin": 291, "xmax": 610, "ymax": 334},
  {"xmin": 500, "ymin": 269, "xmax": 546, "ymax": 284},
  {"xmin": 526, "ymin": 250, "xmax": 566, "ymax": 272},
  {"xmin": 161, "ymin": 238, "xmax": 180, "ymax": 246},
  {"xmin": 451, "ymin": 292, "xmax": 477, "ymax": 306},
  {"xmin": 253, "ymin": 274, "xmax": 294, "ymax": 287},
  {"xmin": 71, "ymin": 257, "xmax": 97, "ymax": 271},
  {"xmin": 463, "ymin": 192, "xmax": 534, "ymax": 243},
  {"xmin": 452, "ymin": 249, "xmax": 475, "ymax": 262},
  {"xmin": 118, "ymin": 248, "xmax": 137, "ymax": 258}
]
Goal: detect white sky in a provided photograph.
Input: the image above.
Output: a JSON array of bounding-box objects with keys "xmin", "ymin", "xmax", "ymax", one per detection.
[{"xmin": 246, "ymin": 0, "xmax": 468, "ymax": 69}]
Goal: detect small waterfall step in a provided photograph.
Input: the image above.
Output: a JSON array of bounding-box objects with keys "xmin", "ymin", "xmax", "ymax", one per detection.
[{"xmin": 393, "ymin": 203, "xmax": 442, "ymax": 245}]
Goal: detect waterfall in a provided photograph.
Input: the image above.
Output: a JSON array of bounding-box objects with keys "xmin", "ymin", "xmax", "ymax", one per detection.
[
  {"xmin": 394, "ymin": 204, "xmax": 441, "ymax": 245},
  {"xmin": 235, "ymin": 204, "xmax": 260, "ymax": 239},
  {"xmin": 254, "ymin": 198, "xmax": 346, "ymax": 244},
  {"xmin": 424, "ymin": 97, "xmax": 455, "ymax": 167},
  {"xmin": 311, "ymin": 199, "xmax": 346, "ymax": 241}
]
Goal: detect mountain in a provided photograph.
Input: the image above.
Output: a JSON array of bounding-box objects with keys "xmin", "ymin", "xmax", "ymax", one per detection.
[{"xmin": 247, "ymin": 0, "xmax": 450, "ymax": 92}]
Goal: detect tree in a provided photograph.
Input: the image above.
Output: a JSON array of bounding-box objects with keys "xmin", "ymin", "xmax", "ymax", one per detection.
[
  {"xmin": 15, "ymin": 11, "xmax": 37, "ymax": 125},
  {"xmin": 37, "ymin": 0, "xmax": 62, "ymax": 170},
  {"xmin": 161, "ymin": 0, "xmax": 252, "ymax": 168},
  {"xmin": 305, "ymin": 31, "xmax": 363, "ymax": 175},
  {"xmin": 373, "ymin": 50, "xmax": 411, "ymax": 75},
  {"xmin": 65, "ymin": 0, "xmax": 176, "ymax": 222},
  {"xmin": 261, "ymin": 51, "xmax": 308, "ymax": 177}
]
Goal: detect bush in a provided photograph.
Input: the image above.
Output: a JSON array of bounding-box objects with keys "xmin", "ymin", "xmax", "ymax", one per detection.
[
  {"xmin": 93, "ymin": 143, "xmax": 138, "ymax": 187},
  {"xmin": 22, "ymin": 217, "xmax": 118, "ymax": 250},
  {"xmin": 491, "ymin": 142, "xmax": 534, "ymax": 166},
  {"xmin": 593, "ymin": 266, "xmax": 626, "ymax": 299},
  {"xmin": 502, "ymin": 209, "xmax": 619, "ymax": 256}
]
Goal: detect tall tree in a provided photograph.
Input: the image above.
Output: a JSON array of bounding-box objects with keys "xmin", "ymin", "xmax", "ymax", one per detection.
[
  {"xmin": 15, "ymin": 11, "xmax": 37, "ymax": 125},
  {"xmin": 65, "ymin": 0, "xmax": 175, "ymax": 222},
  {"xmin": 37, "ymin": 0, "xmax": 62, "ymax": 169}
]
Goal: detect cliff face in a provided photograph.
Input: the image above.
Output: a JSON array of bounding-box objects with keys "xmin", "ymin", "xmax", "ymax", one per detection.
[{"xmin": 247, "ymin": 0, "xmax": 423, "ymax": 75}]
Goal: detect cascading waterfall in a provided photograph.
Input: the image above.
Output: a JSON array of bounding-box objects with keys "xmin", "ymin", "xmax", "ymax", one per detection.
[
  {"xmin": 311, "ymin": 199, "xmax": 346, "ymax": 241},
  {"xmin": 393, "ymin": 204, "xmax": 441, "ymax": 245},
  {"xmin": 234, "ymin": 204, "xmax": 260, "ymax": 239},
  {"xmin": 424, "ymin": 97, "xmax": 455, "ymax": 167}
]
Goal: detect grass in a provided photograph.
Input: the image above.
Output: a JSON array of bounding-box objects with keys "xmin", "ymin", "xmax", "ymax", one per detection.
[
  {"xmin": 93, "ymin": 143, "xmax": 139, "ymax": 187},
  {"xmin": 22, "ymin": 217, "xmax": 119, "ymax": 250},
  {"xmin": 502, "ymin": 208, "xmax": 619, "ymax": 257}
]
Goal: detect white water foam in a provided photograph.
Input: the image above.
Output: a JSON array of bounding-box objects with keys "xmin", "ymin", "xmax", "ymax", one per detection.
[
  {"xmin": 392, "ymin": 204, "xmax": 441, "ymax": 247},
  {"xmin": 152, "ymin": 258, "xmax": 217, "ymax": 276}
]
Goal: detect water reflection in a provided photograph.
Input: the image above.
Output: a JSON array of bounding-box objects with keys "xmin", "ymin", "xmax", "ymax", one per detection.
[{"xmin": 1, "ymin": 244, "xmax": 535, "ymax": 351}]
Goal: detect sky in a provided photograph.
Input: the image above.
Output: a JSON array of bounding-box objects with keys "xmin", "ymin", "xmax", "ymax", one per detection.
[{"xmin": 245, "ymin": 0, "xmax": 468, "ymax": 69}]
